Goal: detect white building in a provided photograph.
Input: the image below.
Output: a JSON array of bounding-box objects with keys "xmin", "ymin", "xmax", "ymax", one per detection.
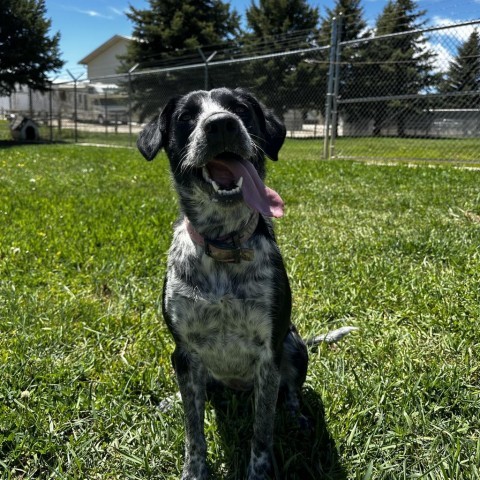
[
  {"xmin": 78, "ymin": 35, "xmax": 132, "ymax": 80},
  {"xmin": 0, "ymin": 35, "xmax": 133, "ymax": 121}
]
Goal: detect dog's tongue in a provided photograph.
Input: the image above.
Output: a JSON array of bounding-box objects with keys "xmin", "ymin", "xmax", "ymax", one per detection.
[{"xmin": 208, "ymin": 158, "xmax": 284, "ymax": 218}]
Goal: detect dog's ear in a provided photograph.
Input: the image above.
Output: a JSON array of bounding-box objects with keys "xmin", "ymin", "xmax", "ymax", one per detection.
[
  {"xmin": 137, "ymin": 97, "xmax": 178, "ymax": 161},
  {"xmin": 235, "ymin": 88, "xmax": 286, "ymax": 161},
  {"xmin": 137, "ymin": 115, "xmax": 162, "ymax": 161},
  {"xmin": 263, "ymin": 109, "xmax": 287, "ymax": 161}
]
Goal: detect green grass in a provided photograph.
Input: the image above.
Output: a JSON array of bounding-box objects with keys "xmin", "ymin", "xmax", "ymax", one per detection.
[
  {"xmin": 0, "ymin": 121, "xmax": 10, "ymax": 141},
  {"xmin": 1, "ymin": 142, "xmax": 479, "ymax": 479},
  {"xmin": 335, "ymin": 136, "xmax": 480, "ymax": 163},
  {"xmin": 47, "ymin": 126, "xmax": 133, "ymax": 147}
]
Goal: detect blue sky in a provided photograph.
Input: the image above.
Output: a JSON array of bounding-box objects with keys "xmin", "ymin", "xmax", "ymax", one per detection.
[{"xmin": 45, "ymin": 0, "xmax": 480, "ymax": 80}]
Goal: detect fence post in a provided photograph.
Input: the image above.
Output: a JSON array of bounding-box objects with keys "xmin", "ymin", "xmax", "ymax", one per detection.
[
  {"xmin": 198, "ymin": 48, "xmax": 217, "ymax": 90},
  {"xmin": 323, "ymin": 16, "xmax": 338, "ymax": 159},
  {"xmin": 28, "ymin": 86, "xmax": 33, "ymax": 118},
  {"xmin": 128, "ymin": 64, "xmax": 139, "ymax": 148},
  {"xmin": 67, "ymin": 70, "xmax": 83, "ymax": 143},
  {"xmin": 73, "ymin": 79, "xmax": 78, "ymax": 142},
  {"xmin": 49, "ymin": 82, "xmax": 53, "ymax": 143},
  {"xmin": 104, "ymin": 87, "xmax": 108, "ymax": 136},
  {"xmin": 330, "ymin": 14, "xmax": 343, "ymax": 159}
]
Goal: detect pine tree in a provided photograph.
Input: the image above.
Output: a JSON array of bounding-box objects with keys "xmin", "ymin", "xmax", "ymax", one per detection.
[
  {"xmin": 122, "ymin": 0, "xmax": 240, "ymax": 119},
  {"xmin": 242, "ymin": 0, "xmax": 320, "ymax": 116},
  {"xmin": 246, "ymin": 0, "xmax": 318, "ymax": 39},
  {"xmin": 364, "ymin": 0, "xmax": 439, "ymax": 136},
  {"xmin": 320, "ymin": 0, "xmax": 368, "ymax": 44},
  {"xmin": 0, "ymin": 0, "xmax": 63, "ymax": 95},
  {"xmin": 123, "ymin": 0, "xmax": 240, "ymax": 69},
  {"xmin": 441, "ymin": 29, "xmax": 480, "ymax": 108}
]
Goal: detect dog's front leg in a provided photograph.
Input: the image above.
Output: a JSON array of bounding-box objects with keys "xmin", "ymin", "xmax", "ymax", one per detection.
[
  {"xmin": 247, "ymin": 357, "xmax": 281, "ymax": 480},
  {"xmin": 173, "ymin": 348, "xmax": 208, "ymax": 480}
]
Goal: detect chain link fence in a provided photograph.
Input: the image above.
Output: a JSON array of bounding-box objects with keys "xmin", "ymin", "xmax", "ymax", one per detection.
[
  {"xmin": 1, "ymin": 19, "xmax": 479, "ymax": 162},
  {"xmin": 125, "ymin": 45, "xmax": 330, "ymax": 137},
  {"xmin": 330, "ymin": 19, "xmax": 480, "ymax": 162}
]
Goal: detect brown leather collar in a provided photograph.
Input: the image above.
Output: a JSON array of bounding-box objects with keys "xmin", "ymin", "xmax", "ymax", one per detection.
[{"xmin": 185, "ymin": 212, "xmax": 259, "ymax": 263}]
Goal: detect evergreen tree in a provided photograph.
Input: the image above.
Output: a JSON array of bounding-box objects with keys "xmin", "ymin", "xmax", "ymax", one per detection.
[
  {"xmin": 242, "ymin": 0, "xmax": 320, "ymax": 116},
  {"xmin": 0, "ymin": 0, "xmax": 63, "ymax": 95},
  {"xmin": 122, "ymin": 0, "xmax": 240, "ymax": 119},
  {"xmin": 365, "ymin": 0, "xmax": 439, "ymax": 136},
  {"xmin": 320, "ymin": 0, "xmax": 368, "ymax": 44},
  {"xmin": 441, "ymin": 29, "xmax": 480, "ymax": 108},
  {"xmin": 246, "ymin": 0, "xmax": 318, "ymax": 39},
  {"xmin": 123, "ymin": 0, "xmax": 240, "ymax": 69}
]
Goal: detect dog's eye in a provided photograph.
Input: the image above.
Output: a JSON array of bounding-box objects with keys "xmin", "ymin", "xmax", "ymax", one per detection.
[
  {"xmin": 234, "ymin": 104, "xmax": 248, "ymax": 116},
  {"xmin": 178, "ymin": 111, "xmax": 193, "ymax": 122}
]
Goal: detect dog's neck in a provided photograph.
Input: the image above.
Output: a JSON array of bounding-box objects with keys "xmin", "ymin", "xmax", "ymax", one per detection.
[
  {"xmin": 178, "ymin": 183, "xmax": 255, "ymax": 239},
  {"xmin": 184, "ymin": 211, "xmax": 259, "ymax": 263},
  {"xmin": 185, "ymin": 210, "xmax": 259, "ymax": 243}
]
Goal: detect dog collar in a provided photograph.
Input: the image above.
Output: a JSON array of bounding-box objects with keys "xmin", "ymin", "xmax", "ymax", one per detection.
[{"xmin": 185, "ymin": 212, "xmax": 259, "ymax": 263}]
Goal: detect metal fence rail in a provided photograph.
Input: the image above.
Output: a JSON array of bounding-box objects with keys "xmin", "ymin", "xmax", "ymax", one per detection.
[{"xmin": 2, "ymin": 19, "xmax": 479, "ymax": 162}]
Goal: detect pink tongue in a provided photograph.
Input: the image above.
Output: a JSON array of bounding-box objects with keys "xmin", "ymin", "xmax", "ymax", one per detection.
[{"xmin": 207, "ymin": 158, "xmax": 284, "ymax": 218}]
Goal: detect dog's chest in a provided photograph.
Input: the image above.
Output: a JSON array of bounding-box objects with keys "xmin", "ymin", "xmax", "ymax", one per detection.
[{"xmin": 165, "ymin": 233, "xmax": 276, "ymax": 387}]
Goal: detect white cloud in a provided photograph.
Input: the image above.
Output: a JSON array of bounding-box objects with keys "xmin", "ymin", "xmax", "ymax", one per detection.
[
  {"xmin": 430, "ymin": 16, "xmax": 478, "ymax": 40},
  {"xmin": 423, "ymin": 16, "xmax": 479, "ymax": 73},
  {"xmin": 83, "ymin": 10, "xmax": 102, "ymax": 17},
  {"xmin": 425, "ymin": 41, "xmax": 454, "ymax": 73},
  {"xmin": 67, "ymin": 7, "xmax": 114, "ymax": 19},
  {"xmin": 109, "ymin": 7, "xmax": 125, "ymax": 16},
  {"xmin": 431, "ymin": 15, "xmax": 455, "ymax": 27}
]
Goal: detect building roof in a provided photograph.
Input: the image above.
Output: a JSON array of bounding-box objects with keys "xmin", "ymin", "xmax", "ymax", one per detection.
[{"xmin": 78, "ymin": 35, "xmax": 132, "ymax": 65}]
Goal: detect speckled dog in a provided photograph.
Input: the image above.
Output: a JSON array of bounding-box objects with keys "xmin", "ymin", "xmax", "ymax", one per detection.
[{"xmin": 138, "ymin": 88, "xmax": 308, "ymax": 480}]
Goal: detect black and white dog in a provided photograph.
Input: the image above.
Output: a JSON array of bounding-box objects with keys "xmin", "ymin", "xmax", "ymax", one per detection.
[{"xmin": 137, "ymin": 88, "xmax": 310, "ymax": 479}]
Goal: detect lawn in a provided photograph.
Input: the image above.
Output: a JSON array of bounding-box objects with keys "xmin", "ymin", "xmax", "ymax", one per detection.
[
  {"xmin": 334, "ymin": 136, "xmax": 480, "ymax": 163},
  {"xmin": 0, "ymin": 142, "xmax": 479, "ymax": 479}
]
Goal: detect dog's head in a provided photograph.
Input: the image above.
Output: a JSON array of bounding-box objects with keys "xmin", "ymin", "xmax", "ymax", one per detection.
[{"xmin": 137, "ymin": 88, "xmax": 286, "ymax": 219}]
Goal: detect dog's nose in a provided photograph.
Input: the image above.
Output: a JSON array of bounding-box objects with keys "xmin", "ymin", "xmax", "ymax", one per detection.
[{"xmin": 203, "ymin": 113, "xmax": 239, "ymax": 143}]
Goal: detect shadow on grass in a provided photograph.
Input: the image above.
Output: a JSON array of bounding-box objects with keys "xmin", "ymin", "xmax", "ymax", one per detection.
[
  {"xmin": 0, "ymin": 140, "xmax": 68, "ymax": 149},
  {"xmin": 207, "ymin": 386, "xmax": 346, "ymax": 480}
]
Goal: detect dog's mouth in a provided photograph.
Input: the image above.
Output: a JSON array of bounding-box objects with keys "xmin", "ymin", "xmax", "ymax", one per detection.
[
  {"xmin": 200, "ymin": 153, "xmax": 284, "ymax": 218},
  {"xmin": 202, "ymin": 153, "xmax": 244, "ymax": 200}
]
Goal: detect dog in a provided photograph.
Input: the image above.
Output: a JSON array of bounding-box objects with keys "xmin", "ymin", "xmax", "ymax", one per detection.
[{"xmin": 137, "ymin": 87, "xmax": 311, "ymax": 480}]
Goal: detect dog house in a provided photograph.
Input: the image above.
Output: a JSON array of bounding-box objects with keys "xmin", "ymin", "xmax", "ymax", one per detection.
[{"xmin": 10, "ymin": 117, "xmax": 40, "ymax": 142}]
